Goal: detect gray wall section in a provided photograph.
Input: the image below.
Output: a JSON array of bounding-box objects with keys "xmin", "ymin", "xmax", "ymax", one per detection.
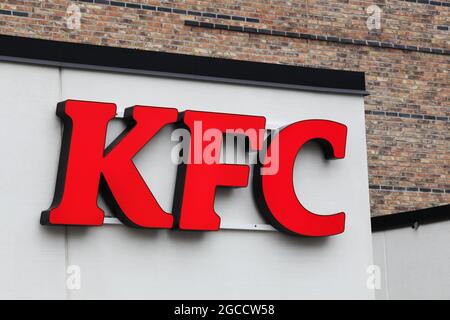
[
  {"xmin": 372, "ymin": 221, "xmax": 450, "ymax": 299},
  {"xmin": 0, "ymin": 61, "xmax": 374, "ymax": 299}
]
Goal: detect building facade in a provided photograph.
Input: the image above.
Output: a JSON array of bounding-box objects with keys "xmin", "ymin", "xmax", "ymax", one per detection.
[
  {"xmin": 0, "ymin": 0, "xmax": 449, "ymax": 300},
  {"xmin": 0, "ymin": 0, "xmax": 448, "ymax": 216}
]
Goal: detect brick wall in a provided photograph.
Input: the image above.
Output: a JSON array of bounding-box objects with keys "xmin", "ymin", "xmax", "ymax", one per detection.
[{"xmin": 0, "ymin": 0, "xmax": 448, "ymax": 216}]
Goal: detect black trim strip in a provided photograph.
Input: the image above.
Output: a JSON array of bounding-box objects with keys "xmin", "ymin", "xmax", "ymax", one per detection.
[
  {"xmin": 0, "ymin": 9, "xmax": 29, "ymax": 17},
  {"xmin": 185, "ymin": 20, "xmax": 450, "ymax": 56},
  {"xmin": 365, "ymin": 110, "xmax": 450, "ymax": 122},
  {"xmin": 371, "ymin": 204, "xmax": 450, "ymax": 232},
  {"xmin": 369, "ymin": 184, "xmax": 450, "ymax": 194},
  {"xmin": 73, "ymin": 0, "xmax": 260, "ymax": 23},
  {"xmin": 0, "ymin": 35, "xmax": 367, "ymax": 95},
  {"xmin": 403, "ymin": 0, "xmax": 450, "ymax": 7}
]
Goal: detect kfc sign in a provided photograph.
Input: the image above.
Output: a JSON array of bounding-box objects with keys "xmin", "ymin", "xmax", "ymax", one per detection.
[{"xmin": 41, "ymin": 100, "xmax": 347, "ymax": 237}]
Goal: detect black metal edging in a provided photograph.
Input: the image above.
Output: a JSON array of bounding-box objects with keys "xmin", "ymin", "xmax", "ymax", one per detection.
[
  {"xmin": 371, "ymin": 204, "xmax": 450, "ymax": 232},
  {"xmin": 184, "ymin": 20, "xmax": 450, "ymax": 56},
  {"xmin": 0, "ymin": 35, "xmax": 367, "ymax": 95}
]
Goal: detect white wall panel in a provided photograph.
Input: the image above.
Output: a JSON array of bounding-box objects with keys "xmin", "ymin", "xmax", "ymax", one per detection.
[
  {"xmin": 60, "ymin": 68, "xmax": 373, "ymax": 299},
  {"xmin": 372, "ymin": 221, "xmax": 450, "ymax": 299},
  {"xmin": 0, "ymin": 63, "xmax": 373, "ymax": 299},
  {"xmin": 0, "ymin": 62, "xmax": 66, "ymax": 299}
]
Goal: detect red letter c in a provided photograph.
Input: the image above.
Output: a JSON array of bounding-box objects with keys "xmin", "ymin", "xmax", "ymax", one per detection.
[{"xmin": 253, "ymin": 120, "xmax": 347, "ymax": 237}]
